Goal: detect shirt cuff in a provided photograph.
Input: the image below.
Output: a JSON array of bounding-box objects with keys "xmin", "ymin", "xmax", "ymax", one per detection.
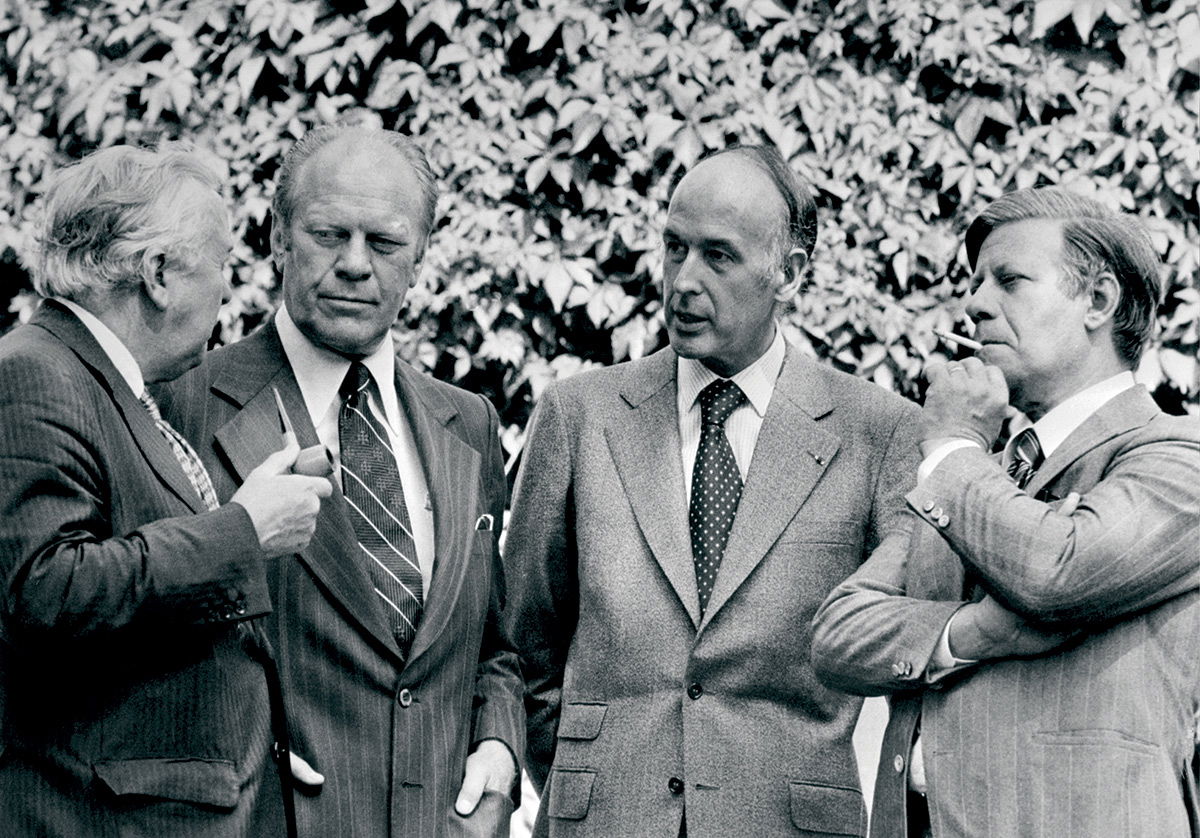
[
  {"xmin": 925, "ymin": 608, "xmax": 979, "ymax": 684},
  {"xmin": 917, "ymin": 439, "xmax": 982, "ymax": 483}
]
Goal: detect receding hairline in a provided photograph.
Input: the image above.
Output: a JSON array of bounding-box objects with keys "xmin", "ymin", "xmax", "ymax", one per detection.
[{"xmin": 285, "ymin": 134, "xmax": 422, "ymax": 212}]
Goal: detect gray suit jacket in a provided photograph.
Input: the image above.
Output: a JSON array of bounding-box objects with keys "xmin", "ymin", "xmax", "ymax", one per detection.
[
  {"xmin": 0, "ymin": 301, "xmax": 284, "ymax": 837},
  {"xmin": 506, "ymin": 344, "xmax": 921, "ymax": 837},
  {"xmin": 812, "ymin": 385, "xmax": 1200, "ymax": 837},
  {"xmin": 161, "ymin": 320, "xmax": 525, "ymax": 837}
]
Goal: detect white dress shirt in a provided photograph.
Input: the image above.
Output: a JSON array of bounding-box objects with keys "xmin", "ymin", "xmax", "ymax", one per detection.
[
  {"xmin": 677, "ymin": 328, "xmax": 786, "ymax": 505},
  {"xmin": 910, "ymin": 370, "xmax": 1138, "ymax": 792},
  {"xmin": 55, "ymin": 298, "xmax": 144, "ymax": 396},
  {"xmin": 276, "ymin": 305, "xmax": 436, "ymax": 594}
]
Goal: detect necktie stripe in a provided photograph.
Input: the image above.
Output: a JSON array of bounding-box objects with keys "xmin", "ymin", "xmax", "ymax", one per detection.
[
  {"xmin": 345, "ymin": 404, "xmax": 396, "ymax": 457},
  {"xmin": 359, "ymin": 543, "xmax": 421, "ymax": 601},
  {"xmin": 343, "ymin": 495, "xmax": 419, "ymax": 572},
  {"xmin": 372, "ymin": 589, "xmax": 416, "ymax": 630},
  {"xmin": 340, "ymin": 463, "xmax": 416, "ymax": 540}
]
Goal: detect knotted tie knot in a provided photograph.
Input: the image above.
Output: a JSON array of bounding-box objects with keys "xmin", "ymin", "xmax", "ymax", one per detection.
[
  {"xmin": 698, "ymin": 379, "xmax": 746, "ymax": 429},
  {"xmin": 340, "ymin": 361, "xmax": 373, "ymax": 406}
]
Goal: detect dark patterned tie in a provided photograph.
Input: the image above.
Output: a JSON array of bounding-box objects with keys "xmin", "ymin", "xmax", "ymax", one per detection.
[
  {"xmin": 1006, "ymin": 427, "xmax": 1044, "ymax": 489},
  {"xmin": 689, "ymin": 379, "xmax": 747, "ymax": 615},
  {"xmin": 139, "ymin": 389, "xmax": 220, "ymax": 512},
  {"xmin": 338, "ymin": 363, "xmax": 423, "ymax": 658}
]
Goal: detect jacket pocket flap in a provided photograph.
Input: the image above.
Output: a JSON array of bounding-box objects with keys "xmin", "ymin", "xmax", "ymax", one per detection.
[
  {"xmin": 557, "ymin": 702, "xmax": 607, "ymax": 740},
  {"xmin": 94, "ymin": 757, "xmax": 238, "ymax": 809},
  {"xmin": 547, "ymin": 768, "xmax": 595, "ymax": 820},
  {"xmin": 789, "ymin": 781, "xmax": 865, "ymax": 836}
]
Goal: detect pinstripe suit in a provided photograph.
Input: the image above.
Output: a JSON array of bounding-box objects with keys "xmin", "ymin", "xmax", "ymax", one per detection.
[
  {"xmin": 812, "ymin": 385, "xmax": 1200, "ymax": 837},
  {"xmin": 506, "ymin": 344, "xmax": 921, "ymax": 837},
  {"xmin": 161, "ymin": 319, "xmax": 524, "ymax": 837},
  {"xmin": 0, "ymin": 301, "xmax": 285, "ymax": 836}
]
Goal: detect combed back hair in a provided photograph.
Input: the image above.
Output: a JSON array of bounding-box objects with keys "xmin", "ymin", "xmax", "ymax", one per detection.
[
  {"xmin": 698, "ymin": 143, "xmax": 819, "ymax": 270},
  {"xmin": 966, "ymin": 187, "xmax": 1162, "ymax": 366},
  {"xmin": 34, "ymin": 145, "xmax": 220, "ymax": 300},
  {"xmin": 271, "ymin": 120, "xmax": 438, "ymax": 243}
]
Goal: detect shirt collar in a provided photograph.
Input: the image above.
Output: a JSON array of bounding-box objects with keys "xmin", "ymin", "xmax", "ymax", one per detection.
[
  {"xmin": 54, "ymin": 297, "xmax": 144, "ymax": 396},
  {"xmin": 276, "ymin": 304, "xmax": 402, "ymax": 434},
  {"xmin": 1016, "ymin": 371, "xmax": 1136, "ymax": 458},
  {"xmin": 677, "ymin": 326, "xmax": 786, "ymax": 418}
]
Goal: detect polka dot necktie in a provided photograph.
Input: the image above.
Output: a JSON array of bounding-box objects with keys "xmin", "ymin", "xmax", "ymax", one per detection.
[
  {"xmin": 689, "ymin": 379, "xmax": 747, "ymax": 615},
  {"xmin": 1006, "ymin": 427, "xmax": 1044, "ymax": 489},
  {"xmin": 338, "ymin": 363, "xmax": 423, "ymax": 660}
]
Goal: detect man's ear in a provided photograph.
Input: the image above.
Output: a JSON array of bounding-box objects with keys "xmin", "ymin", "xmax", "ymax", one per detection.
[
  {"xmin": 774, "ymin": 247, "xmax": 808, "ymax": 303},
  {"xmin": 1084, "ymin": 270, "xmax": 1121, "ymax": 332},
  {"xmin": 140, "ymin": 251, "xmax": 171, "ymax": 311}
]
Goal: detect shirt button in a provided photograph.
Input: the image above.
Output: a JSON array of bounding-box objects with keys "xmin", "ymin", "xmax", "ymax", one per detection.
[
  {"xmin": 398, "ymin": 688, "xmax": 413, "ymax": 707},
  {"xmin": 686, "ymin": 683, "xmax": 703, "ymax": 700},
  {"xmin": 894, "ymin": 754, "xmax": 905, "ymax": 773},
  {"xmin": 667, "ymin": 777, "xmax": 685, "ymax": 795}
]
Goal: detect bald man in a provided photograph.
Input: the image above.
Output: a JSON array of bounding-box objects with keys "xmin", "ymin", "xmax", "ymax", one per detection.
[{"xmin": 505, "ymin": 144, "xmax": 921, "ymax": 837}]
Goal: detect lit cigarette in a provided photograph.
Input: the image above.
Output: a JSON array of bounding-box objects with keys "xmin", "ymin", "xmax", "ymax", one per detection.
[{"xmin": 933, "ymin": 329, "xmax": 982, "ymax": 351}]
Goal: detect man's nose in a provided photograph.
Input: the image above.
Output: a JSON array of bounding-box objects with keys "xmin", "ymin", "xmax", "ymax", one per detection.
[
  {"xmin": 964, "ymin": 280, "xmax": 990, "ymax": 322},
  {"xmin": 669, "ymin": 252, "xmax": 703, "ymax": 295},
  {"xmin": 336, "ymin": 235, "xmax": 371, "ymax": 281}
]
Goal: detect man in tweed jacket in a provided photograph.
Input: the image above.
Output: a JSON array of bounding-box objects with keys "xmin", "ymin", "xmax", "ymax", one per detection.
[{"xmin": 812, "ymin": 188, "xmax": 1199, "ymax": 837}]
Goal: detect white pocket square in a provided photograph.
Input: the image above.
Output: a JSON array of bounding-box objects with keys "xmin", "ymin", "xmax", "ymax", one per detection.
[{"xmin": 475, "ymin": 514, "xmax": 494, "ymax": 532}]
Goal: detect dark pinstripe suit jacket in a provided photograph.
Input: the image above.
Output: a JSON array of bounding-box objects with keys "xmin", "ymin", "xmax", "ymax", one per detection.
[
  {"xmin": 0, "ymin": 301, "xmax": 285, "ymax": 837},
  {"xmin": 812, "ymin": 385, "xmax": 1200, "ymax": 837},
  {"xmin": 161, "ymin": 320, "xmax": 525, "ymax": 837}
]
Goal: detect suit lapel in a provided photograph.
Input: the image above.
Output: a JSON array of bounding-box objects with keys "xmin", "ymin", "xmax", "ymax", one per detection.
[
  {"xmin": 210, "ymin": 322, "xmax": 405, "ymax": 662},
  {"xmin": 395, "ymin": 363, "xmax": 482, "ymax": 670},
  {"xmin": 1025, "ymin": 385, "xmax": 1160, "ymax": 499},
  {"xmin": 33, "ymin": 301, "xmax": 203, "ymax": 514},
  {"xmin": 701, "ymin": 348, "xmax": 841, "ymax": 627},
  {"xmin": 605, "ymin": 350, "xmax": 701, "ymax": 627}
]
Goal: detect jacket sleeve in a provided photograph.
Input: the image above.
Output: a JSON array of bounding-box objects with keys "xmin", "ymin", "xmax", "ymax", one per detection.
[
  {"xmin": 909, "ymin": 431, "xmax": 1200, "ymax": 623},
  {"xmin": 810, "ymin": 517, "xmax": 966, "ymax": 696},
  {"xmin": 502, "ymin": 384, "xmax": 578, "ymax": 793},
  {"xmin": 0, "ymin": 357, "xmax": 268, "ymax": 642},
  {"xmin": 468, "ymin": 393, "xmax": 527, "ymax": 784},
  {"xmin": 811, "ymin": 395, "xmax": 969, "ymax": 696}
]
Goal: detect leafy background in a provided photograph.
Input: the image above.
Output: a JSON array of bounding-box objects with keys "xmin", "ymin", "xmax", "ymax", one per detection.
[
  {"xmin": 3, "ymin": 0, "xmax": 1198, "ymax": 470},
  {"xmin": 2, "ymin": 0, "xmax": 1196, "ymax": 827}
]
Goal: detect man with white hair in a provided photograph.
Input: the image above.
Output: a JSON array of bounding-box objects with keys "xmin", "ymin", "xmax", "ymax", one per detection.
[{"xmin": 0, "ymin": 144, "xmax": 330, "ymax": 836}]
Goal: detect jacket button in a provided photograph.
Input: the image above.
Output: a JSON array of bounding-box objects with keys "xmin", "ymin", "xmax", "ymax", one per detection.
[
  {"xmin": 922, "ymin": 500, "xmax": 935, "ymax": 513},
  {"xmin": 667, "ymin": 777, "xmax": 684, "ymax": 795},
  {"xmin": 398, "ymin": 688, "xmax": 413, "ymax": 707},
  {"xmin": 894, "ymin": 754, "xmax": 905, "ymax": 773},
  {"xmin": 937, "ymin": 515, "xmax": 950, "ymax": 527},
  {"xmin": 930, "ymin": 507, "xmax": 943, "ymax": 519},
  {"xmin": 686, "ymin": 683, "xmax": 703, "ymax": 700}
]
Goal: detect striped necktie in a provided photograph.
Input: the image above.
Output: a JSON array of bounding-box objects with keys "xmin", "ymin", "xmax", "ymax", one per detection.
[
  {"xmin": 139, "ymin": 389, "xmax": 220, "ymax": 512},
  {"xmin": 689, "ymin": 379, "xmax": 747, "ymax": 615},
  {"xmin": 1006, "ymin": 427, "xmax": 1044, "ymax": 490},
  {"xmin": 338, "ymin": 363, "xmax": 423, "ymax": 658}
]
